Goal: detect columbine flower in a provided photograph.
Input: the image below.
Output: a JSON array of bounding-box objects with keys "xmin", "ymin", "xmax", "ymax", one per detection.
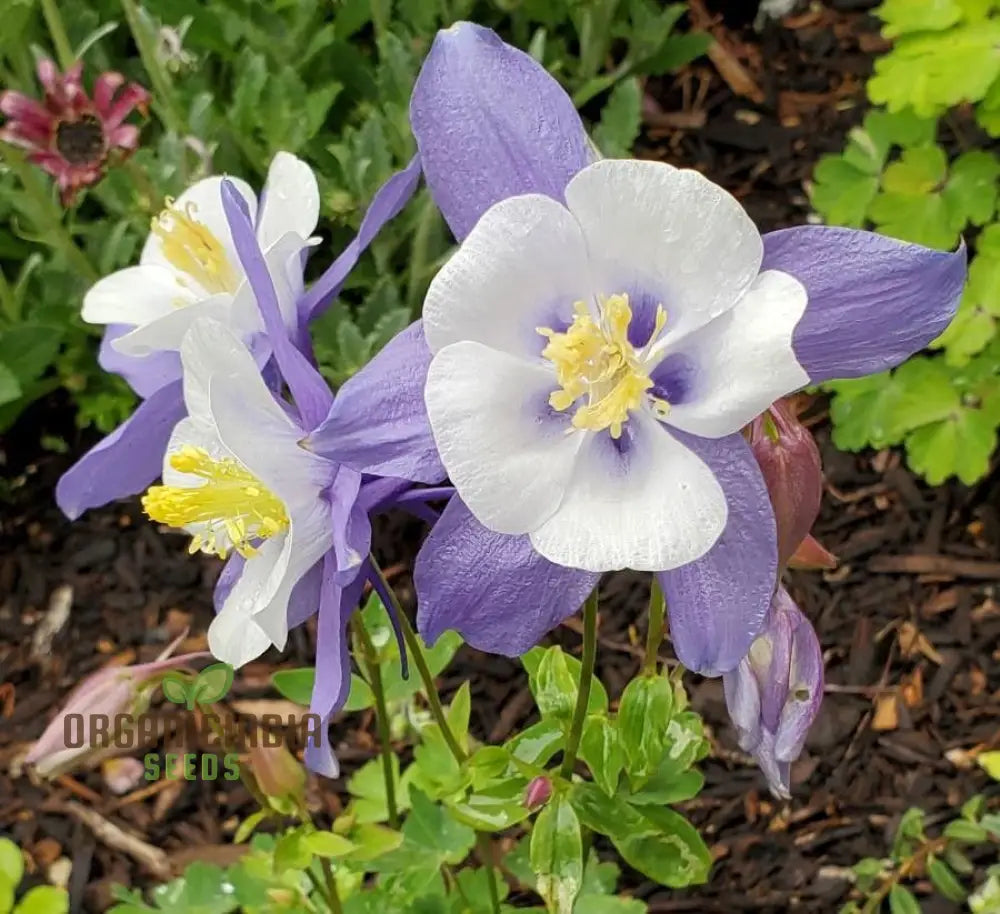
[
  {"xmin": 82, "ymin": 151, "xmax": 319, "ymax": 360},
  {"xmin": 55, "ymin": 152, "xmax": 422, "ymax": 522},
  {"xmin": 356, "ymin": 22, "xmax": 965, "ymax": 675},
  {"xmin": 25, "ymin": 636, "xmax": 200, "ymax": 777},
  {"xmin": 142, "ymin": 317, "xmax": 343, "ymax": 668},
  {"xmin": 748, "ymin": 399, "xmax": 824, "ymax": 570},
  {"xmin": 0, "ymin": 59, "xmax": 148, "ymax": 204},
  {"xmin": 723, "ymin": 588, "xmax": 823, "ymax": 798}
]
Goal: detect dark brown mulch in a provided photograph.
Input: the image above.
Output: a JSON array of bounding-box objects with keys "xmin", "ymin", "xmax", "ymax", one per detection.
[{"xmin": 3, "ymin": 2, "xmax": 999, "ymax": 912}]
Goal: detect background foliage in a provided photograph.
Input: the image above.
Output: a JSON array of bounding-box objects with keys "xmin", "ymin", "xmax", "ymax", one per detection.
[
  {"xmin": 0, "ymin": 0, "xmax": 707, "ymax": 441},
  {"xmin": 812, "ymin": 0, "xmax": 1000, "ymax": 486}
]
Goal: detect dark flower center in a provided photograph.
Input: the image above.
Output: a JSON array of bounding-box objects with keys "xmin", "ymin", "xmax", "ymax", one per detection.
[{"xmin": 55, "ymin": 115, "xmax": 106, "ymax": 165}]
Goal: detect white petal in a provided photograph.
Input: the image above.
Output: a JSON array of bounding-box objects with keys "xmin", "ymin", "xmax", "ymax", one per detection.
[
  {"xmin": 228, "ymin": 231, "xmax": 309, "ymax": 336},
  {"xmin": 112, "ymin": 293, "xmax": 234, "ymax": 356},
  {"xmin": 564, "ymin": 160, "xmax": 763, "ymax": 342},
  {"xmin": 425, "ymin": 340, "xmax": 584, "ymax": 534},
  {"xmin": 82, "ymin": 265, "xmax": 197, "ymax": 326},
  {"xmin": 423, "ymin": 194, "xmax": 593, "ymax": 358},
  {"xmin": 661, "ymin": 270, "xmax": 810, "ymax": 438},
  {"xmin": 141, "ymin": 175, "xmax": 256, "ymax": 291},
  {"xmin": 249, "ymin": 501, "xmax": 333, "ymax": 649},
  {"xmin": 208, "ymin": 362, "xmax": 332, "ymax": 511},
  {"xmin": 210, "ymin": 542, "xmax": 283, "ymax": 666},
  {"xmin": 256, "ymin": 152, "xmax": 320, "ymax": 251},
  {"xmin": 161, "ymin": 417, "xmax": 224, "ymax": 482},
  {"xmin": 529, "ymin": 412, "xmax": 726, "ymax": 572}
]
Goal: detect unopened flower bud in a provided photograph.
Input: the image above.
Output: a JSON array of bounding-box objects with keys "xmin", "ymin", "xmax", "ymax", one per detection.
[
  {"xmin": 25, "ymin": 636, "xmax": 202, "ymax": 778},
  {"xmin": 787, "ymin": 534, "xmax": 837, "ymax": 571},
  {"xmin": 248, "ymin": 742, "xmax": 306, "ymax": 803},
  {"xmin": 723, "ymin": 588, "xmax": 823, "ymax": 798},
  {"xmin": 748, "ymin": 399, "xmax": 824, "ymax": 570},
  {"xmin": 523, "ymin": 776, "xmax": 553, "ymax": 810}
]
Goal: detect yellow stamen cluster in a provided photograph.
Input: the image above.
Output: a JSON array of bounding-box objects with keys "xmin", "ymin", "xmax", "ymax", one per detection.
[
  {"xmin": 538, "ymin": 294, "xmax": 669, "ymax": 438},
  {"xmin": 142, "ymin": 445, "xmax": 289, "ymax": 559},
  {"xmin": 150, "ymin": 198, "xmax": 238, "ymax": 296}
]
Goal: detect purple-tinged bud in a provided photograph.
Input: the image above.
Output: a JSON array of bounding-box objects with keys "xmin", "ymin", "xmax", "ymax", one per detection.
[
  {"xmin": 248, "ymin": 742, "xmax": 306, "ymax": 803},
  {"xmin": 748, "ymin": 399, "xmax": 824, "ymax": 571},
  {"xmin": 523, "ymin": 776, "xmax": 553, "ymax": 810},
  {"xmin": 25, "ymin": 636, "xmax": 205, "ymax": 778},
  {"xmin": 723, "ymin": 588, "xmax": 824, "ymax": 798}
]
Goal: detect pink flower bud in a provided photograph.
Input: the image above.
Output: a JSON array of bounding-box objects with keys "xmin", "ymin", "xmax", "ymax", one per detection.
[
  {"xmin": 787, "ymin": 534, "xmax": 837, "ymax": 571},
  {"xmin": 247, "ymin": 743, "xmax": 306, "ymax": 802},
  {"xmin": 748, "ymin": 399, "xmax": 823, "ymax": 570},
  {"xmin": 524, "ymin": 776, "xmax": 553, "ymax": 810},
  {"xmin": 25, "ymin": 636, "xmax": 204, "ymax": 778}
]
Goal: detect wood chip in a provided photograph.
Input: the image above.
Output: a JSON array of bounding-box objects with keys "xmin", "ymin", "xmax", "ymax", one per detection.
[
  {"xmin": 55, "ymin": 800, "xmax": 170, "ymax": 879},
  {"xmin": 872, "ymin": 693, "xmax": 899, "ymax": 731},
  {"xmin": 869, "ymin": 554, "xmax": 1000, "ymax": 579}
]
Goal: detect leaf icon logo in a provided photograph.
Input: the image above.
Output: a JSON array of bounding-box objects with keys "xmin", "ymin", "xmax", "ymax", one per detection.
[{"xmin": 160, "ymin": 664, "xmax": 233, "ymax": 709}]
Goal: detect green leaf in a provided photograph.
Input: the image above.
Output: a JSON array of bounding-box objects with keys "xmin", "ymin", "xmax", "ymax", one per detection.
[
  {"xmin": 522, "ymin": 647, "xmax": 608, "ymax": 714},
  {"xmin": 618, "ymin": 674, "xmax": 673, "ymax": 786},
  {"xmin": 878, "ymin": 0, "xmax": 964, "ymax": 37},
  {"xmin": 347, "ymin": 755, "xmax": 411, "ymax": 824},
  {"xmin": 270, "ymin": 668, "xmax": 314, "ymax": 706},
  {"xmin": 574, "ymin": 896, "xmax": 646, "ymax": 914},
  {"xmin": 0, "ymin": 364, "xmax": 21, "ymax": 408},
  {"xmin": 627, "ymin": 768, "xmax": 704, "ymax": 806},
  {"xmin": 348, "ymin": 824, "xmax": 404, "ymax": 862},
  {"xmin": 0, "ymin": 324, "xmax": 62, "ymax": 387},
  {"xmin": 593, "ymin": 78, "xmax": 642, "ymax": 158},
  {"xmin": 904, "ymin": 402, "xmax": 998, "ymax": 484},
  {"xmin": 570, "ymin": 784, "xmax": 710, "ymax": 888},
  {"xmin": 942, "ymin": 150, "xmax": 1000, "ymax": 230},
  {"xmin": 160, "ymin": 674, "xmax": 190, "ymax": 706},
  {"xmin": 0, "ymin": 873, "xmax": 13, "ymax": 914},
  {"xmin": 13, "ymin": 886, "xmax": 70, "ymax": 914},
  {"xmin": 233, "ymin": 809, "xmax": 268, "ymax": 845},
  {"xmin": 810, "ymin": 155, "xmax": 879, "ymax": 227},
  {"xmin": 302, "ymin": 831, "xmax": 357, "ymax": 858},
  {"xmin": 191, "ymin": 663, "xmax": 234, "ymax": 706},
  {"xmin": 0, "ymin": 841, "xmax": 22, "ymax": 894},
  {"xmin": 404, "ymin": 789, "xmax": 476, "ymax": 865},
  {"xmin": 447, "ymin": 682, "xmax": 471, "ymax": 753},
  {"xmin": 578, "ymin": 715, "xmax": 623, "ymax": 796},
  {"xmin": 970, "ymin": 873, "xmax": 1000, "ymax": 914},
  {"xmin": 508, "ymin": 719, "xmax": 565, "ymax": 769},
  {"xmin": 869, "ymin": 21, "xmax": 1000, "ymax": 116},
  {"xmin": 888, "ymin": 885, "xmax": 921, "ymax": 914},
  {"xmin": 826, "ymin": 373, "xmax": 908, "ymax": 450},
  {"xmin": 927, "ymin": 856, "xmax": 967, "ymax": 902},
  {"xmin": 530, "ymin": 795, "xmax": 584, "ymax": 914},
  {"xmin": 532, "ymin": 648, "xmax": 579, "ymax": 722},
  {"xmin": 943, "ymin": 819, "xmax": 989, "ymax": 843},
  {"xmin": 447, "ymin": 779, "xmax": 532, "ymax": 831}
]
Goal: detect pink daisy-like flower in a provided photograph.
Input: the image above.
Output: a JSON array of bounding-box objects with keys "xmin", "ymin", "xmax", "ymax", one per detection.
[{"xmin": 0, "ymin": 58, "xmax": 149, "ymax": 204}]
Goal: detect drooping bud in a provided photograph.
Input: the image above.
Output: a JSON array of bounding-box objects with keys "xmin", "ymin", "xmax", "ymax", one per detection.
[
  {"xmin": 748, "ymin": 399, "xmax": 824, "ymax": 570},
  {"xmin": 248, "ymin": 742, "xmax": 307, "ymax": 805},
  {"xmin": 723, "ymin": 588, "xmax": 824, "ymax": 798},
  {"xmin": 787, "ymin": 534, "xmax": 837, "ymax": 571},
  {"xmin": 523, "ymin": 775, "xmax": 553, "ymax": 810},
  {"xmin": 25, "ymin": 635, "xmax": 204, "ymax": 778}
]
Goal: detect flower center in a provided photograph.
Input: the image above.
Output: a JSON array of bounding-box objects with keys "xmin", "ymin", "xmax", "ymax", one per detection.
[
  {"xmin": 142, "ymin": 445, "xmax": 289, "ymax": 559},
  {"xmin": 150, "ymin": 198, "xmax": 239, "ymax": 295},
  {"xmin": 54, "ymin": 115, "xmax": 106, "ymax": 165},
  {"xmin": 538, "ymin": 293, "xmax": 669, "ymax": 439}
]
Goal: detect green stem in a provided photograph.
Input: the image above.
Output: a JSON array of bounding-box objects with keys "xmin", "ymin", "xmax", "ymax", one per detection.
[
  {"xmin": 0, "ymin": 265, "xmax": 19, "ymax": 323},
  {"xmin": 560, "ymin": 589, "xmax": 599, "ymax": 780},
  {"xmin": 370, "ymin": 557, "xmax": 468, "ymax": 764},
  {"xmin": 353, "ymin": 616, "xmax": 400, "ymax": 829},
  {"xmin": 120, "ymin": 0, "xmax": 187, "ymax": 136},
  {"xmin": 0, "ymin": 144, "xmax": 99, "ymax": 282},
  {"xmin": 368, "ymin": 558, "xmax": 504, "ymax": 911},
  {"xmin": 643, "ymin": 578, "xmax": 666, "ymax": 676},
  {"xmin": 476, "ymin": 833, "xmax": 501, "ymax": 914},
  {"xmin": 39, "ymin": 0, "xmax": 75, "ymax": 71},
  {"xmin": 320, "ymin": 858, "xmax": 343, "ymax": 914}
]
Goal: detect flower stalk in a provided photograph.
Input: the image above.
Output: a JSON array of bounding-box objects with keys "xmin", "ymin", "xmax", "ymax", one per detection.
[
  {"xmin": 368, "ymin": 557, "xmax": 500, "ymax": 914},
  {"xmin": 39, "ymin": 0, "xmax": 75, "ymax": 72},
  {"xmin": 352, "ymin": 614, "xmax": 400, "ymax": 829},
  {"xmin": 560, "ymin": 589, "xmax": 599, "ymax": 779},
  {"xmin": 644, "ymin": 578, "xmax": 666, "ymax": 676}
]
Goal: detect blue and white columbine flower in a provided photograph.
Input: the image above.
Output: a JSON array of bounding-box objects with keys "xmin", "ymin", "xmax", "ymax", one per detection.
[
  {"xmin": 370, "ymin": 22, "xmax": 966, "ymax": 678},
  {"xmin": 82, "ymin": 151, "xmax": 318, "ymax": 362}
]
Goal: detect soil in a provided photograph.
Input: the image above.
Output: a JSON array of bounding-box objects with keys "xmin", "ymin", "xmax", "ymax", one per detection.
[{"xmin": 3, "ymin": 2, "xmax": 1000, "ymax": 912}]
